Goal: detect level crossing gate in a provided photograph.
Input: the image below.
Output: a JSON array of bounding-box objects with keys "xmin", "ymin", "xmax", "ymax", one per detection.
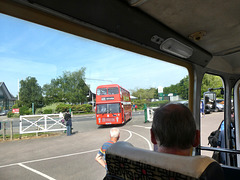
[{"xmin": 20, "ymin": 114, "xmax": 66, "ymax": 134}]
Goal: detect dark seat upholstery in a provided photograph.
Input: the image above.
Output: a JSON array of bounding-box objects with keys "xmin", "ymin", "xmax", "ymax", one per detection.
[{"xmin": 104, "ymin": 141, "xmax": 224, "ymax": 180}]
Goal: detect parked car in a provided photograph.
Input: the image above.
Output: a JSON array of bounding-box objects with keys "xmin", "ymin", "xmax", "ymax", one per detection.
[
  {"xmin": 215, "ymin": 103, "xmax": 224, "ymax": 112},
  {"xmin": 0, "ymin": 110, "xmax": 9, "ymax": 116},
  {"xmin": 216, "ymin": 99, "xmax": 224, "ymax": 104}
]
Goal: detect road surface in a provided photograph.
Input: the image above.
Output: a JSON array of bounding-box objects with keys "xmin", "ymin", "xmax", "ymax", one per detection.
[{"xmin": 0, "ymin": 111, "xmax": 224, "ymax": 179}]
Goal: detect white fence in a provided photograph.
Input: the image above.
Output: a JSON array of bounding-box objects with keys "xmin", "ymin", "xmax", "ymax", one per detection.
[{"xmin": 20, "ymin": 114, "xmax": 66, "ymax": 134}]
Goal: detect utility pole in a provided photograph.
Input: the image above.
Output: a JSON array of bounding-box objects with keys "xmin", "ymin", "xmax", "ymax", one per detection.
[
  {"xmin": 18, "ymin": 79, "xmax": 20, "ymax": 100},
  {"xmin": 92, "ymin": 92, "xmax": 94, "ymax": 112}
]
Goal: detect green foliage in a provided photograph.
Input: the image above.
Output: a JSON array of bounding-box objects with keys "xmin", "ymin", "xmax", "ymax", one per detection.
[
  {"xmin": 7, "ymin": 111, "xmax": 14, "ymax": 118},
  {"xmin": 131, "ymin": 88, "xmax": 158, "ymax": 100},
  {"xmin": 201, "ymin": 74, "xmax": 223, "ymax": 98},
  {"xmin": 13, "ymin": 100, "xmax": 24, "ymax": 108},
  {"xmin": 7, "ymin": 113, "xmax": 20, "ymax": 118},
  {"xmin": 163, "ymin": 74, "xmax": 223, "ymax": 100},
  {"xmin": 56, "ymin": 103, "xmax": 71, "ymax": 112},
  {"xmin": 71, "ymin": 105, "xmax": 82, "ymax": 111},
  {"xmin": 19, "ymin": 106, "xmax": 32, "ymax": 115},
  {"xmin": 43, "ymin": 109, "xmax": 53, "ymax": 114},
  {"xmin": 146, "ymin": 100, "xmax": 169, "ymax": 107},
  {"xmin": 132, "ymin": 99, "xmax": 168, "ymax": 109},
  {"xmin": 19, "ymin": 77, "xmax": 43, "ymax": 108},
  {"xmin": 35, "ymin": 103, "xmax": 61, "ymax": 114},
  {"xmin": 43, "ymin": 68, "xmax": 89, "ymax": 105},
  {"xmin": 0, "ymin": 132, "xmax": 61, "ymax": 141},
  {"xmin": 163, "ymin": 76, "xmax": 189, "ymax": 100},
  {"xmin": 55, "ymin": 103, "xmax": 92, "ymax": 113},
  {"xmin": 13, "ymin": 113, "xmax": 20, "ymax": 118},
  {"xmin": 80, "ymin": 104, "xmax": 92, "ymax": 112},
  {"xmin": 35, "ymin": 108, "xmax": 43, "ymax": 114},
  {"xmin": 12, "ymin": 104, "xmax": 18, "ymax": 109}
]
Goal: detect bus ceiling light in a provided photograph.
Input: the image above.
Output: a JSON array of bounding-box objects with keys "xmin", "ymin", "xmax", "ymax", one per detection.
[{"xmin": 160, "ymin": 38, "xmax": 193, "ymax": 59}]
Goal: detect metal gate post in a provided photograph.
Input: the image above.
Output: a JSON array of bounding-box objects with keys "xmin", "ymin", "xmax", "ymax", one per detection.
[
  {"xmin": 10, "ymin": 121, "xmax": 13, "ymax": 140},
  {"xmin": 19, "ymin": 116, "xmax": 22, "ymax": 134},
  {"xmin": 144, "ymin": 104, "xmax": 148, "ymax": 123},
  {"xmin": 44, "ymin": 115, "xmax": 47, "ymax": 130},
  {"xmin": 3, "ymin": 122, "xmax": 6, "ymax": 141}
]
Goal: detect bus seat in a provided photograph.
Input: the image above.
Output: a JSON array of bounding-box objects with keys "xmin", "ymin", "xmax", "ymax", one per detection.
[{"xmin": 104, "ymin": 141, "xmax": 224, "ymax": 180}]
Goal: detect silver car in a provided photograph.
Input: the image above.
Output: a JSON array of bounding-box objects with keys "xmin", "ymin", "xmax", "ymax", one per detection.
[
  {"xmin": 0, "ymin": 110, "xmax": 9, "ymax": 116},
  {"xmin": 215, "ymin": 103, "xmax": 224, "ymax": 112}
]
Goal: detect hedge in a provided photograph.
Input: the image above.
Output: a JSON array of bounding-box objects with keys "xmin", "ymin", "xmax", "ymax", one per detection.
[{"xmin": 56, "ymin": 103, "xmax": 92, "ymax": 113}]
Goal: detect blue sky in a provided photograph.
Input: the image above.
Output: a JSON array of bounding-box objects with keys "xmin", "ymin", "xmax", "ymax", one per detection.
[{"xmin": 0, "ymin": 13, "xmax": 188, "ymax": 96}]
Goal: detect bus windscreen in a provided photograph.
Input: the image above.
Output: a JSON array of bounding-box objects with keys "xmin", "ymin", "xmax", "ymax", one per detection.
[
  {"xmin": 108, "ymin": 87, "xmax": 119, "ymax": 95},
  {"xmin": 97, "ymin": 88, "xmax": 107, "ymax": 95},
  {"xmin": 97, "ymin": 104, "xmax": 120, "ymax": 114}
]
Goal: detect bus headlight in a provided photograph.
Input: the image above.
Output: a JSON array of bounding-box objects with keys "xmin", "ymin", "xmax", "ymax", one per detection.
[
  {"xmin": 116, "ymin": 117, "xmax": 119, "ymax": 122},
  {"xmin": 98, "ymin": 118, "xmax": 101, "ymax": 123}
]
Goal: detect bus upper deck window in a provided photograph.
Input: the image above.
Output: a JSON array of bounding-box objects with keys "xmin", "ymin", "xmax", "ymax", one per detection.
[
  {"xmin": 97, "ymin": 88, "xmax": 107, "ymax": 95},
  {"xmin": 108, "ymin": 87, "xmax": 119, "ymax": 95}
]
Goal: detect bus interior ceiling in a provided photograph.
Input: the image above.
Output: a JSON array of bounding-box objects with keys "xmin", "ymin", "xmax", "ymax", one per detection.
[{"xmin": 1, "ymin": 0, "xmax": 240, "ymax": 168}]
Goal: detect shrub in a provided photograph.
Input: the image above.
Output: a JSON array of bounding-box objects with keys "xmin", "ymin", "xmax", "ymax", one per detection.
[
  {"xmin": 13, "ymin": 113, "xmax": 20, "ymax": 118},
  {"xmin": 132, "ymin": 99, "xmax": 169, "ymax": 109},
  {"xmin": 7, "ymin": 111, "xmax": 14, "ymax": 118},
  {"xmin": 147, "ymin": 100, "xmax": 169, "ymax": 107},
  {"xmin": 80, "ymin": 104, "xmax": 92, "ymax": 112},
  {"xmin": 12, "ymin": 104, "xmax": 19, "ymax": 109},
  {"xmin": 56, "ymin": 103, "xmax": 71, "ymax": 112},
  {"xmin": 43, "ymin": 109, "xmax": 53, "ymax": 114},
  {"xmin": 35, "ymin": 108, "xmax": 43, "ymax": 114},
  {"xmin": 19, "ymin": 106, "xmax": 32, "ymax": 115},
  {"xmin": 71, "ymin": 105, "xmax": 77, "ymax": 112}
]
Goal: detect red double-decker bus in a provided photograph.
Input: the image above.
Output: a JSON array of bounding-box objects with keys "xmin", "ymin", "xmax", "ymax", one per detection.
[{"xmin": 95, "ymin": 84, "xmax": 132, "ymax": 125}]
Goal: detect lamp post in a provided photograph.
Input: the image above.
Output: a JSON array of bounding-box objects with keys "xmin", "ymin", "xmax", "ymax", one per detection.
[{"xmin": 92, "ymin": 92, "xmax": 94, "ymax": 112}]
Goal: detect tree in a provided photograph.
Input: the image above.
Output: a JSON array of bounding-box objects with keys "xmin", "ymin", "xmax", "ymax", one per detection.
[
  {"xmin": 43, "ymin": 68, "xmax": 89, "ymax": 104},
  {"xmin": 131, "ymin": 87, "xmax": 158, "ymax": 100},
  {"xmin": 163, "ymin": 74, "xmax": 223, "ymax": 100},
  {"xmin": 163, "ymin": 76, "xmax": 189, "ymax": 99},
  {"xmin": 201, "ymin": 74, "xmax": 223, "ymax": 98},
  {"xmin": 43, "ymin": 78, "xmax": 65, "ymax": 104},
  {"xmin": 19, "ymin": 77, "xmax": 43, "ymax": 108}
]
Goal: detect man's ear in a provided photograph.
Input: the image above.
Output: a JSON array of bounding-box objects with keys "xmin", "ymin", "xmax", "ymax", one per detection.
[
  {"xmin": 150, "ymin": 128, "xmax": 157, "ymax": 144},
  {"xmin": 193, "ymin": 130, "xmax": 200, "ymax": 147}
]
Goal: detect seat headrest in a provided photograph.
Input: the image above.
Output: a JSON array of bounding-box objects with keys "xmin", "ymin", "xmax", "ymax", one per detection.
[{"xmin": 106, "ymin": 141, "xmax": 215, "ymax": 179}]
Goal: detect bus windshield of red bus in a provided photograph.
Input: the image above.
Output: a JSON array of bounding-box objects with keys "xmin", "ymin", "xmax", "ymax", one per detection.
[
  {"xmin": 97, "ymin": 88, "xmax": 107, "ymax": 95},
  {"xmin": 108, "ymin": 88, "xmax": 119, "ymax": 95},
  {"xmin": 97, "ymin": 104, "xmax": 120, "ymax": 114},
  {"xmin": 97, "ymin": 87, "xmax": 119, "ymax": 95}
]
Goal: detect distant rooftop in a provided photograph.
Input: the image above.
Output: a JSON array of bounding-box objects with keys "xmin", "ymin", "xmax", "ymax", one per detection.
[{"xmin": 0, "ymin": 82, "xmax": 16, "ymax": 101}]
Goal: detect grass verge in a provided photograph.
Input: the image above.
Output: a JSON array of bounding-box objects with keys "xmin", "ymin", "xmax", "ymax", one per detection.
[{"xmin": 0, "ymin": 132, "xmax": 64, "ymax": 142}]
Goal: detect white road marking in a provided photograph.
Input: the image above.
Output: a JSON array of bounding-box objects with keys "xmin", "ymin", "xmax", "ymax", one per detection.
[
  {"xmin": 0, "ymin": 149, "xmax": 99, "ymax": 169},
  {"xmin": 121, "ymin": 129, "xmax": 153, "ymax": 151},
  {"xmin": 0, "ymin": 128, "xmax": 151, "ymax": 171},
  {"xmin": 133, "ymin": 125, "xmax": 151, "ymax": 129},
  {"xmin": 123, "ymin": 130, "xmax": 132, "ymax": 142},
  {"xmin": 18, "ymin": 163, "xmax": 56, "ymax": 180}
]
